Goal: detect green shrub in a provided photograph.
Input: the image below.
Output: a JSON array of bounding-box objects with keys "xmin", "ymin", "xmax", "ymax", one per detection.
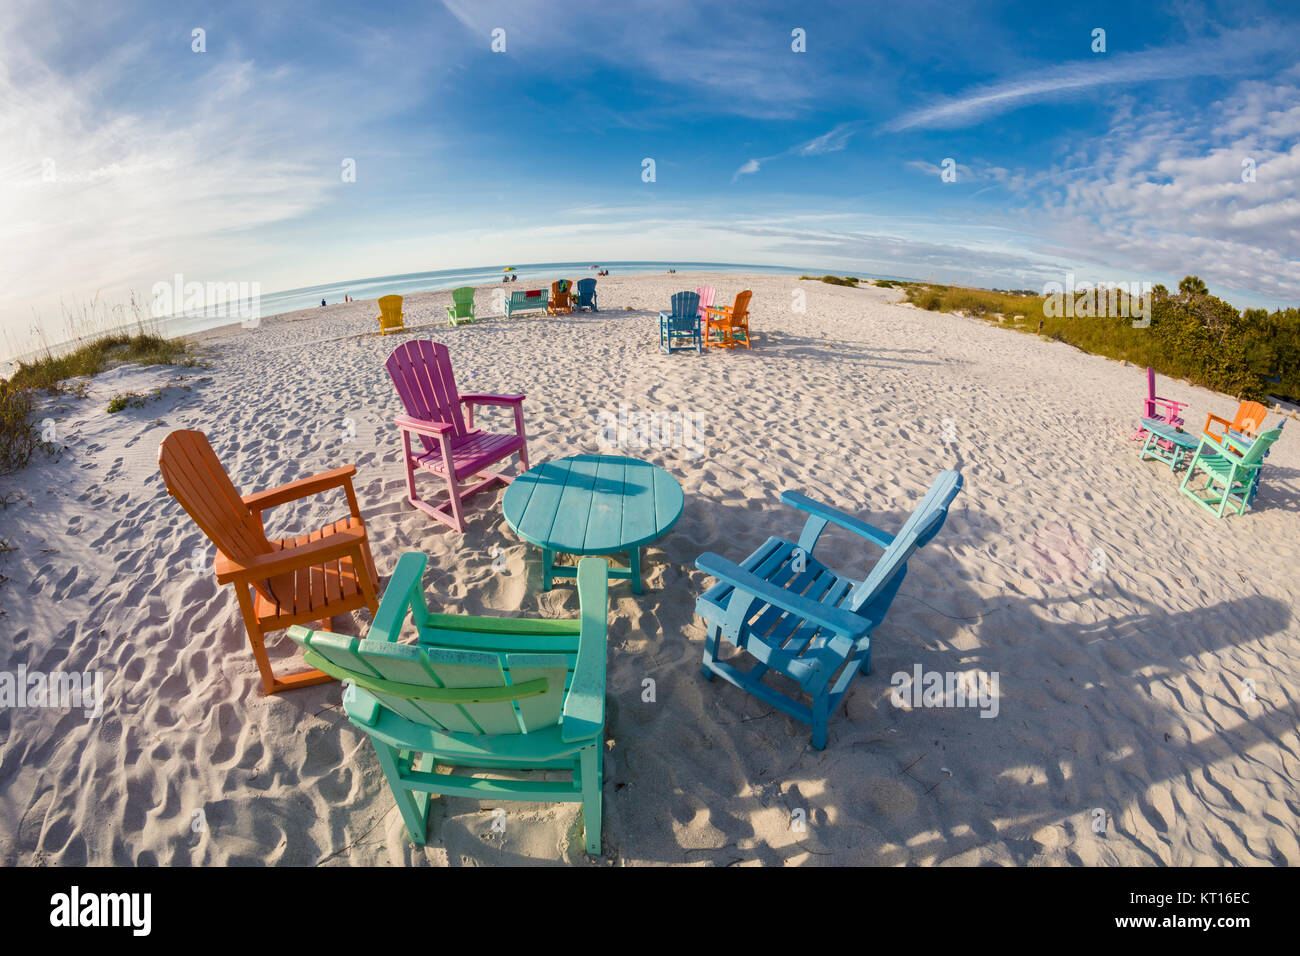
[
  {"xmin": 903, "ymin": 278, "xmax": 1297, "ymax": 401},
  {"xmin": 106, "ymin": 388, "xmax": 162, "ymax": 414},
  {"xmin": 801, "ymin": 275, "xmax": 861, "ymax": 287}
]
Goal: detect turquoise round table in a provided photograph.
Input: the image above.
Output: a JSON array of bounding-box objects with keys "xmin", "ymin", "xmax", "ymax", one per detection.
[{"xmin": 502, "ymin": 454, "xmax": 684, "ymax": 593}]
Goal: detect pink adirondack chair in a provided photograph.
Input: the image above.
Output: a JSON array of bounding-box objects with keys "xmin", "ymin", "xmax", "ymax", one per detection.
[
  {"xmin": 1131, "ymin": 366, "xmax": 1189, "ymax": 442},
  {"xmin": 696, "ymin": 286, "xmax": 716, "ymax": 323},
  {"xmin": 385, "ymin": 341, "xmax": 529, "ymax": 532}
]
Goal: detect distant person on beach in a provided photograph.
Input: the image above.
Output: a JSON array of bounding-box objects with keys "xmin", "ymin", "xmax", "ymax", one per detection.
[{"xmin": 321, "ymin": 298, "xmax": 326, "ymax": 307}]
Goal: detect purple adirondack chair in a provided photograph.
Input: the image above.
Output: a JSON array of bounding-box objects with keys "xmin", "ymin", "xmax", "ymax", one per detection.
[
  {"xmin": 1131, "ymin": 366, "xmax": 1190, "ymax": 442},
  {"xmin": 385, "ymin": 341, "xmax": 529, "ymax": 532}
]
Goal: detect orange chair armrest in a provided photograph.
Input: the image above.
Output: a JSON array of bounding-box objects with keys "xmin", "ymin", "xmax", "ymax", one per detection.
[
  {"xmin": 242, "ymin": 465, "xmax": 358, "ymax": 513},
  {"xmin": 214, "ymin": 525, "xmax": 369, "ymax": 584}
]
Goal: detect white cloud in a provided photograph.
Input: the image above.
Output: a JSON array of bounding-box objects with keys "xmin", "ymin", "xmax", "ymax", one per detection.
[{"xmin": 884, "ymin": 28, "xmax": 1298, "ymax": 131}]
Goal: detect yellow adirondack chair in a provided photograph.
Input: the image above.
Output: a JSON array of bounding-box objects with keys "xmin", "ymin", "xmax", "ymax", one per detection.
[{"xmin": 377, "ymin": 295, "xmax": 406, "ymax": 335}]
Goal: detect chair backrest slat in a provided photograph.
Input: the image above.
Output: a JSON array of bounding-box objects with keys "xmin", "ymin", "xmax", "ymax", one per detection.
[
  {"xmin": 1234, "ymin": 401, "xmax": 1268, "ymax": 437},
  {"xmin": 385, "ymin": 341, "xmax": 471, "ymax": 453},
  {"xmin": 1238, "ymin": 427, "xmax": 1281, "ymax": 467},
  {"xmin": 450, "ymin": 286, "xmax": 475, "ymax": 317},
  {"xmin": 1143, "ymin": 367, "xmax": 1158, "ymax": 417},
  {"xmin": 731, "ymin": 290, "xmax": 753, "ymax": 322},
  {"xmin": 696, "ymin": 286, "xmax": 716, "ymax": 312},
  {"xmin": 378, "ymin": 295, "xmax": 404, "ymax": 331},
  {"xmin": 668, "ymin": 291, "xmax": 700, "ymax": 323},
  {"xmin": 295, "ymin": 630, "xmax": 569, "ymax": 736},
  {"xmin": 848, "ymin": 470, "xmax": 963, "ymax": 612},
  {"xmin": 158, "ymin": 430, "xmax": 293, "ymax": 604}
]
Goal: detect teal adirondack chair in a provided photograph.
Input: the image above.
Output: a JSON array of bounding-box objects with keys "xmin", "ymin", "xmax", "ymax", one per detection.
[
  {"xmin": 1179, "ymin": 427, "xmax": 1282, "ymax": 518},
  {"xmin": 288, "ymin": 551, "xmax": 610, "ymax": 854},
  {"xmin": 575, "ymin": 278, "xmax": 598, "ymax": 312},
  {"xmin": 695, "ymin": 471, "xmax": 963, "ymax": 749},
  {"xmin": 446, "ymin": 286, "xmax": 476, "ymax": 326},
  {"xmin": 1227, "ymin": 418, "xmax": 1284, "ymax": 509}
]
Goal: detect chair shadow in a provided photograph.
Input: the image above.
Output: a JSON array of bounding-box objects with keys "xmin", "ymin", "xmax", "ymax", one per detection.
[
  {"xmin": 752, "ymin": 330, "xmax": 943, "ymax": 367},
  {"xmin": 226, "ymin": 476, "xmax": 1298, "ymax": 865}
]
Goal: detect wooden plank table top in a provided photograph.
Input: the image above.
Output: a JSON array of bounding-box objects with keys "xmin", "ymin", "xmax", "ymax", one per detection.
[
  {"xmin": 1141, "ymin": 417, "xmax": 1200, "ymax": 448},
  {"xmin": 501, "ymin": 455, "xmax": 685, "ymax": 592},
  {"xmin": 1139, "ymin": 417, "xmax": 1201, "ymax": 471}
]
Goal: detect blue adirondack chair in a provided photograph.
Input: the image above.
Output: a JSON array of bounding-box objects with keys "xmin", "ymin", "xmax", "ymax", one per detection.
[
  {"xmin": 575, "ymin": 278, "xmax": 598, "ymax": 312},
  {"xmin": 659, "ymin": 291, "xmax": 702, "ymax": 354},
  {"xmin": 695, "ymin": 471, "xmax": 963, "ymax": 749},
  {"xmin": 288, "ymin": 551, "xmax": 610, "ymax": 854}
]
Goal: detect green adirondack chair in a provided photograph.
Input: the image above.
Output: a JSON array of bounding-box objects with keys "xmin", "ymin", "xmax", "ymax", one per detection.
[
  {"xmin": 1178, "ymin": 427, "xmax": 1282, "ymax": 518},
  {"xmin": 288, "ymin": 551, "xmax": 610, "ymax": 854},
  {"xmin": 446, "ymin": 286, "xmax": 476, "ymax": 326}
]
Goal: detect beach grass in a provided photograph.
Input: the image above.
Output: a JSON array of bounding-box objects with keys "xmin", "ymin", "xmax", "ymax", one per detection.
[
  {"xmin": 9, "ymin": 332, "xmax": 194, "ymax": 395},
  {"xmin": 902, "ymin": 278, "xmax": 1300, "ymax": 403},
  {"xmin": 0, "ymin": 380, "xmax": 48, "ymax": 476},
  {"xmin": 1, "ymin": 327, "xmax": 195, "ymax": 475}
]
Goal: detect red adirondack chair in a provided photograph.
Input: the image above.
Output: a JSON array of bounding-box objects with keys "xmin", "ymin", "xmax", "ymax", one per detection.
[{"xmin": 385, "ymin": 340, "xmax": 530, "ymax": 532}]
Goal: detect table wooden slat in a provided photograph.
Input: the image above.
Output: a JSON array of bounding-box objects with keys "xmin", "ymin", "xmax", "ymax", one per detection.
[{"xmin": 584, "ymin": 456, "xmax": 628, "ymax": 553}]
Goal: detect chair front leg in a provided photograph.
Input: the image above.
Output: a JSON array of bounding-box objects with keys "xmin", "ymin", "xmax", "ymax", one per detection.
[
  {"xmin": 353, "ymin": 541, "xmax": 380, "ymax": 614},
  {"xmin": 371, "ymin": 740, "xmax": 432, "ymax": 844},
  {"xmin": 579, "ymin": 744, "xmax": 602, "ymax": 855},
  {"xmin": 439, "ymin": 432, "xmax": 468, "ymax": 532},
  {"xmin": 235, "ymin": 584, "xmax": 279, "ymax": 694},
  {"xmin": 400, "ymin": 429, "xmax": 420, "ymax": 504},
  {"xmin": 513, "ymin": 403, "xmax": 530, "ymax": 471}
]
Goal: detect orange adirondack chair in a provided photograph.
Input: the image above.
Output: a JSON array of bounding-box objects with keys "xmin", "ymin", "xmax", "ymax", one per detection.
[
  {"xmin": 1203, "ymin": 401, "xmax": 1268, "ymax": 444},
  {"xmin": 158, "ymin": 430, "xmax": 380, "ymax": 694},
  {"xmin": 377, "ymin": 294, "xmax": 406, "ymax": 335},
  {"xmin": 549, "ymin": 280, "xmax": 574, "ymax": 315},
  {"xmin": 704, "ymin": 290, "xmax": 753, "ymax": 348}
]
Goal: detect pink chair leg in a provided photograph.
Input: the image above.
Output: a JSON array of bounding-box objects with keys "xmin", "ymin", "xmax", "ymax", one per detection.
[
  {"xmin": 439, "ymin": 435, "xmax": 469, "ymax": 532},
  {"xmin": 401, "ymin": 431, "xmax": 420, "ymax": 502},
  {"xmin": 513, "ymin": 405, "xmax": 530, "ymax": 472}
]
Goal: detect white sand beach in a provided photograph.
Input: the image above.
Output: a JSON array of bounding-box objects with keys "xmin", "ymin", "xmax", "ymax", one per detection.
[{"xmin": 1, "ymin": 272, "xmax": 1297, "ymax": 866}]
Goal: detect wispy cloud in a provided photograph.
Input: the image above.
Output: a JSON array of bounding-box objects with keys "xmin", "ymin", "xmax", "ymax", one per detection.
[
  {"xmin": 884, "ymin": 28, "xmax": 1298, "ymax": 131},
  {"xmin": 733, "ymin": 123, "xmax": 860, "ymax": 180}
]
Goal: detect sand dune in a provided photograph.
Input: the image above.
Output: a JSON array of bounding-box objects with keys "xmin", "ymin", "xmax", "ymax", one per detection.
[{"xmin": 1, "ymin": 273, "xmax": 1297, "ymax": 866}]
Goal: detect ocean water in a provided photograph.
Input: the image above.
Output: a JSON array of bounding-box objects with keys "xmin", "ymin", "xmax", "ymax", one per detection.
[
  {"xmin": 171, "ymin": 259, "xmax": 824, "ymax": 337},
  {"xmin": 4, "ymin": 261, "xmax": 900, "ymax": 366}
]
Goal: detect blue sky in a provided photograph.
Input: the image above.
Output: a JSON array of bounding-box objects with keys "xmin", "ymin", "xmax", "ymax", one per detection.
[{"xmin": 3, "ymin": 0, "xmax": 1300, "ymax": 356}]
